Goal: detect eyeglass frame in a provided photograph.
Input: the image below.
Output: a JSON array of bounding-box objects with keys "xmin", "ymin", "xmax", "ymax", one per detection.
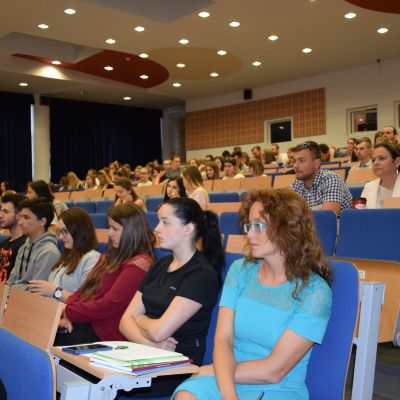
[
  {"xmin": 243, "ymin": 222, "xmax": 267, "ymax": 234},
  {"xmin": 56, "ymin": 227, "xmax": 69, "ymax": 237}
]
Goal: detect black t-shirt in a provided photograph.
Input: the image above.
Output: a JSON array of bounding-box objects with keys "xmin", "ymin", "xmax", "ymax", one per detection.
[
  {"xmin": 140, "ymin": 251, "xmax": 219, "ymax": 364},
  {"xmin": 0, "ymin": 235, "xmax": 27, "ymax": 283}
]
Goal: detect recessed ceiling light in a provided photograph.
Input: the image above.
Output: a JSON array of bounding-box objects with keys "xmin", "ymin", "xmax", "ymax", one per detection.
[
  {"xmin": 198, "ymin": 11, "xmax": 210, "ymax": 18},
  {"xmin": 104, "ymin": 66, "xmax": 113, "ymax": 71},
  {"xmin": 19, "ymin": 82, "xmax": 28, "ymax": 87},
  {"xmin": 210, "ymin": 72, "xmax": 219, "ymax": 77},
  {"xmin": 377, "ymin": 27, "xmax": 389, "ymax": 34},
  {"xmin": 229, "ymin": 21, "xmax": 240, "ymax": 28},
  {"xmin": 176, "ymin": 63, "xmax": 186, "ymax": 68},
  {"xmin": 252, "ymin": 61, "xmax": 262, "ymax": 67},
  {"xmin": 134, "ymin": 26, "xmax": 145, "ymax": 32},
  {"xmin": 217, "ymin": 50, "xmax": 227, "ymax": 56},
  {"xmin": 105, "ymin": 38, "xmax": 116, "ymax": 44},
  {"xmin": 268, "ymin": 35, "xmax": 278, "ymax": 41},
  {"xmin": 344, "ymin": 12, "xmax": 356, "ymax": 19},
  {"xmin": 123, "ymin": 96, "xmax": 132, "ymax": 100},
  {"xmin": 173, "ymin": 82, "xmax": 182, "ymax": 87},
  {"xmin": 38, "ymin": 24, "xmax": 49, "ymax": 29},
  {"xmin": 64, "ymin": 8, "xmax": 76, "ymax": 15},
  {"xmin": 140, "ymin": 74, "xmax": 149, "ymax": 79},
  {"xmin": 51, "ymin": 60, "xmax": 61, "ymax": 65},
  {"xmin": 179, "ymin": 38, "xmax": 189, "ymax": 45},
  {"xmin": 302, "ymin": 47, "xmax": 312, "ymax": 53},
  {"xmin": 139, "ymin": 53, "xmax": 149, "ymax": 58}
]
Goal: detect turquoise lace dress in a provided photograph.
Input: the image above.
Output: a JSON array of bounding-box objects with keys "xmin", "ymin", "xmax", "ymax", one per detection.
[{"xmin": 174, "ymin": 258, "xmax": 332, "ymax": 400}]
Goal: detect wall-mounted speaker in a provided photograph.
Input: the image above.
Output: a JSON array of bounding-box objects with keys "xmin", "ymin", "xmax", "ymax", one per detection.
[{"xmin": 243, "ymin": 89, "xmax": 252, "ymax": 100}]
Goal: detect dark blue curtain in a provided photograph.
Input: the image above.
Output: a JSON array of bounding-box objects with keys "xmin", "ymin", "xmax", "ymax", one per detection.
[
  {"xmin": 0, "ymin": 91, "xmax": 34, "ymax": 192},
  {"xmin": 49, "ymin": 98, "xmax": 162, "ymax": 182}
]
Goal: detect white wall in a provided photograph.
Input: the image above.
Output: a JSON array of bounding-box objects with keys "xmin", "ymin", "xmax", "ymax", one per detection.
[{"xmin": 185, "ymin": 57, "xmax": 400, "ymax": 160}]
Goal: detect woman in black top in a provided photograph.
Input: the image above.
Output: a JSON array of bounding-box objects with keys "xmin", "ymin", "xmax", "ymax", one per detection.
[{"xmin": 119, "ymin": 197, "xmax": 224, "ymax": 397}]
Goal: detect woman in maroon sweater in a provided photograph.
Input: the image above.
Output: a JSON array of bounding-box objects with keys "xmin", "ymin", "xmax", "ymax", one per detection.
[{"xmin": 54, "ymin": 203, "xmax": 154, "ymax": 345}]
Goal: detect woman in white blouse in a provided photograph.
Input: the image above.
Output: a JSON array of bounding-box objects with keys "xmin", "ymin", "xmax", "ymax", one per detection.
[
  {"xmin": 27, "ymin": 207, "xmax": 100, "ymax": 302},
  {"xmin": 361, "ymin": 142, "xmax": 400, "ymax": 208},
  {"xmin": 183, "ymin": 166, "xmax": 210, "ymax": 206}
]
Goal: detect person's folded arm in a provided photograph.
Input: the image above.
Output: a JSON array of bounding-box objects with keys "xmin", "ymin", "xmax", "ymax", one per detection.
[
  {"xmin": 234, "ymin": 328, "xmax": 313, "ymax": 384},
  {"xmin": 134, "ymin": 295, "xmax": 202, "ymax": 343},
  {"xmin": 65, "ymin": 265, "xmax": 146, "ymax": 323}
]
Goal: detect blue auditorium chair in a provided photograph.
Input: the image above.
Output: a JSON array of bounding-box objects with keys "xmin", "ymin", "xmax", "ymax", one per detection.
[
  {"xmin": 146, "ymin": 196, "xmax": 163, "ymax": 212},
  {"xmin": 209, "ymin": 192, "xmax": 240, "ymax": 203},
  {"xmin": 335, "ymin": 209, "xmax": 400, "ymax": 261},
  {"xmin": 312, "ymin": 210, "xmax": 337, "ymax": 256},
  {"xmin": 146, "ymin": 212, "xmax": 159, "ymax": 230},
  {"xmin": 74, "ymin": 200, "xmax": 96, "ymax": 213},
  {"xmin": 306, "ymin": 259, "xmax": 358, "ymax": 399},
  {"xmin": 95, "ymin": 200, "xmax": 113, "ymax": 213},
  {"xmin": 89, "ymin": 213, "xmax": 108, "ymax": 229},
  {"xmin": 348, "ymin": 185, "xmax": 364, "ymax": 199}
]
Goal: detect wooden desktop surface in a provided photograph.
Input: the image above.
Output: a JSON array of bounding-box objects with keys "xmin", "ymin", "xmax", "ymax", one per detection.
[{"xmin": 51, "ymin": 346, "xmax": 199, "ymax": 380}]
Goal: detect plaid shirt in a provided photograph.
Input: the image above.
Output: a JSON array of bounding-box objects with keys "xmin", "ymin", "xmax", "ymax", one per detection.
[{"xmin": 291, "ymin": 168, "xmax": 352, "ymax": 211}]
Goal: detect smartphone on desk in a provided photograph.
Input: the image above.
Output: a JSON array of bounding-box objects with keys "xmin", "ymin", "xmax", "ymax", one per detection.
[{"xmin": 62, "ymin": 343, "xmax": 113, "ymax": 355}]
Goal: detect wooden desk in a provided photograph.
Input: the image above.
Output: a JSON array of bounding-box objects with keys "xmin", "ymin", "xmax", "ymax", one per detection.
[{"xmin": 52, "ymin": 346, "xmax": 198, "ymax": 399}]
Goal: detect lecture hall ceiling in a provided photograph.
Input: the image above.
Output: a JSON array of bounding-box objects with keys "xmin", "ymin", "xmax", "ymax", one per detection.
[{"xmin": 0, "ymin": 0, "xmax": 399, "ymax": 109}]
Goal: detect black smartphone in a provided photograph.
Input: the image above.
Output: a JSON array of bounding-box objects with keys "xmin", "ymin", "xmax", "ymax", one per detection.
[{"xmin": 62, "ymin": 343, "xmax": 113, "ymax": 355}]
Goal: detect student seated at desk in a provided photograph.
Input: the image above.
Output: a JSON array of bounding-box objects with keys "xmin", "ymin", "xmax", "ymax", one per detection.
[
  {"xmin": 54, "ymin": 203, "xmax": 154, "ymax": 346},
  {"xmin": 119, "ymin": 197, "xmax": 224, "ymax": 397},
  {"xmin": 174, "ymin": 189, "xmax": 332, "ymax": 400},
  {"xmin": 27, "ymin": 207, "xmax": 100, "ymax": 302}
]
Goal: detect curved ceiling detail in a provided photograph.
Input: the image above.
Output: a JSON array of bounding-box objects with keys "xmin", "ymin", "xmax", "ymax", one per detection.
[
  {"xmin": 345, "ymin": 0, "xmax": 400, "ymax": 13},
  {"xmin": 149, "ymin": 47, "xmax": 242, "ymax": 80},
  {"xmin": 12, "ymin": 50, "xmax": 169, "ymax": 88}
]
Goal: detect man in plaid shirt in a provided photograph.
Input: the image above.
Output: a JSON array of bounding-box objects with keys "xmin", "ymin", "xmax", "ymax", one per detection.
[{"xmin": 290, "ymin": 141, "xmax": 352, "ymax": 214}]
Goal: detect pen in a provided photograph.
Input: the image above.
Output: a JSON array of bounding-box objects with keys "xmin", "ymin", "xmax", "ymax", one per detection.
[
  {"xmin": 115, "ymin": 345, "xmax": 128, "ymax": 350},
  {"xmin": 256, "ymin": 392, "xmax": 264, "ymax": 400}
]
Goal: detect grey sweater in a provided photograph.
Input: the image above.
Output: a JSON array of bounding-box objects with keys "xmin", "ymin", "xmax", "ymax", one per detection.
[{"xmin": 7, "ymin": 231, "xmax": 60, "ymax": 290}]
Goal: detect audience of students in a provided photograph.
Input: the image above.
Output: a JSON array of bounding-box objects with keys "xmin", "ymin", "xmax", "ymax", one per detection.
[
  {"xmin": 55, "ymin": 203, "xmax": 154, "ymax": 345},
  {"xmin": 0, "ymin": 193, "xmax": 27, "ymax": 282},
  {"xmin": 27, "ymin": 207, "xmax": 100, "ymax": 302},
  {"xmin": 7, "ymin": 198, "xmax": 60, "ymax": 290},
  {"xmin": 120, "ymin": 197, "xmax": 224, "ymax": 396},
  {"xmin": 361, "ymin": 142, "xmax": 400, "ymax": 208},
  {"xmin": 174, "ymin": 188, "xmax": 332, "ymax": 400}
]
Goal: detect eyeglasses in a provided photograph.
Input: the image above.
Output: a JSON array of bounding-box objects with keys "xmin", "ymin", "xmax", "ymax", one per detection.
[
  {"xmin": 243, "ymin": 222, "xmax": 267, "ymax": 234},
  {"xmin": 56, "ymin": 227, "xmax": 69, "ymax": 237}
]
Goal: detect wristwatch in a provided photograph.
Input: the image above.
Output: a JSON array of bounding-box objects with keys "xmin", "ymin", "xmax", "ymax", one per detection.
[{"xmin": 53, "ymin": 287, "xmax": 63, "ymax": 300}]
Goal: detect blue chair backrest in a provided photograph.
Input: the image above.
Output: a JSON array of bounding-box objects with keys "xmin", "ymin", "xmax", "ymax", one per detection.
[
  {"xmin": 0, "ymin": 328, "xmax": 54, "ymax": 400},
  {"xmin": 219, "ymin": 212, "xmax": 241, "ymax": 248},
  {"xmin": 335, "ymin": 209, "xmax": 400, "ymax": 261},
  {"xmin": 306, "ymin": 260, "xmax": 358, "ymax": 400},
  {"xmin": 75, "ymin": 200, "xmax": 96, "ymax": 213},
  {"xmin": 146, "ymin": 197, "xmax": 163, "ymax": 212},
  {"xmin": 89, "ymin": 213, "xmax": 108, "ymax": 229},
  {"xmin": 154, "ymin": 247, "xmax": 172, "ymax": 261},
  {"xmin": 348, "ymin": 185, "xmax": 364, "ymax": 199},
  {"xmin": 210, "ymin": 192, "xmax": 240, "ymax": 203},
  {"xmin": 97, "ymin": 242, "xmax": 107, "ymax": 254},
  {"xmin": 312, "ymin": 210, "xmax": 337, "ymax": 256},
  {"xmin": 95, "ymin": 200, "xmax": 113, "ymax": 213},
  {"xmin": 146, "ymin": 212, "xmax": 159, "ymax": 230}
]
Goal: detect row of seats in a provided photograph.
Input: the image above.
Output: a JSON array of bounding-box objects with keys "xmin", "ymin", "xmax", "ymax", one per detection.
[
  {"xmin": 63, "ymin": 186, "xmax": 365, "ymax": 215},
  {"xmin": 89, "ymin": 208, "xmax": 400, "ymax": 261}
]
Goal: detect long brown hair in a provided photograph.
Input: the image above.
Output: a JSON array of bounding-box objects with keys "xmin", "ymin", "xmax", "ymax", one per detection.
[
  {"xmin": 240, "ymin": 188, "xmax": 331, "ymax": 294},
  {"xmin": 112, "ymin": 177, "xmax": 138, "ymax": 207},
  {"xmin": 52, "ymin": 208, "xmax": 98, "ymax": 274},
  {"xmin": 79, "ymin": 203, "xmax": 154, "ymax": 299}
]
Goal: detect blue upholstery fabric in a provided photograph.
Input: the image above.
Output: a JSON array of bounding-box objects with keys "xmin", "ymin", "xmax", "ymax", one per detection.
[
  {"xmin": 348, "ymin": 186, "xmax": 364, "ymax": 199},
  {"xmin": 0, "ymin": 328, "xmax": 54, "ymax": 400},
  {"xmin": 75, "ymin": 200, "xmax": 96, "ymax": 213},
  {"xmin": 335, "ymin": 209, "xmax": 400, "ymax": 261},
  {"xmin": 306, "ymin": 260, "xmax": 358, "ymax": 400},
  {"xmin": 95, "ymin": 200, "xmax": 113, "ymax": 213},
  {"xmin": 209, "ymin": 192, "xmax": 239, "ymax": 203},
  {"xmin": 89, "ymin": 213, "xmax": 108, "ymax": 229},
  {"xmin": 146, "ymin": 212, "xmax": 159, "ymax": 230},
  {"xmin": 312, "ymin": 210, "xmax": 337, "ymax": 256},
  {"xmin": 146, "ymin": 197, "xmax": 163, "ymax": 212}
]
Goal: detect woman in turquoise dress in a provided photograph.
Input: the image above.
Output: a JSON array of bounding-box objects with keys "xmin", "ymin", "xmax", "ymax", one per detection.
[{"xmin": 174, "ymin": 188, "xmax": 332, "ymax": 400}]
